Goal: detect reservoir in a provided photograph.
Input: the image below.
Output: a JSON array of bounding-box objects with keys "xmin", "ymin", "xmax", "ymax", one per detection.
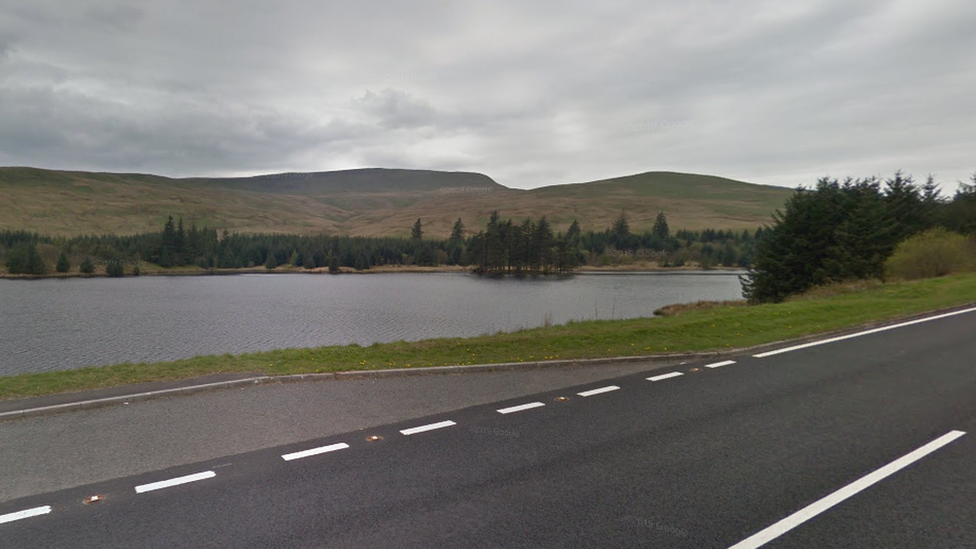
[{"xmin": 0, "ymin": 271, "xmax": 744, "ymax": 375}]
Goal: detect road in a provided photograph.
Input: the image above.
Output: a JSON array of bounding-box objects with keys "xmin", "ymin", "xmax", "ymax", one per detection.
[{"xmin": 1, "ymin": 307, "xmax": 974, "ymax": 548}]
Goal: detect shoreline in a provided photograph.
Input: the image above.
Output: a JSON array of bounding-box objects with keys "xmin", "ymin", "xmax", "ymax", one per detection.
[
  {"xmin": 0, "ymin": 273, "xmax": 974, "ymax": 401},
  {"xmin": 0, "ymin": 262, "xmax": 743, "ymax": 279}
]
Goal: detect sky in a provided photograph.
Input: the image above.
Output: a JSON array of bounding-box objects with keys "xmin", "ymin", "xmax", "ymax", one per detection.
[{"xmin": 0, "ymin": 0, "xmax": 974, "ymax": 191}]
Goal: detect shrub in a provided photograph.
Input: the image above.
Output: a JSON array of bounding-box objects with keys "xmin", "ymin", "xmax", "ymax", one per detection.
[
  {"xmin": 884, "ymin": 228, "xmax": 976, "ymax": 280},
  {"xmin": 105, "ymin": 260, "xmax": 125, "ymax": 277}
]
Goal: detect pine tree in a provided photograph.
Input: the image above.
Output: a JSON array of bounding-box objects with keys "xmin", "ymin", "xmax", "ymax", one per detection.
[
  {"xmin": 56, "ymin": 252, "xmax": 70, "ymax": 273},
  {"xmin": 566, "ymin": 220, "xmax": 581, "ymax": 246},
  {"xmin": 411, "ymin": 218, "xmax": 423, "ymax": 240},
  {"xmin": 265, "ymin": 249, "xmax": 278, "ymax": 269},
  {"xmin": 80, "ymin": 256, "xmax": 95, "ymax": 274},
  {"xmin": 450, "ymin": 218, "xmax": 465, "ymax": 242},
  {"xmin": 328, "ymin": 254, "xmax": 340, "ymax": 274},
  {"xmin": 175, "ymin": 217, "xmax": 186, "ymax": 265},
  {"xmin": 652, "ymin": 212, "xmax": 670, "ymax": 240},
  {"xmin": 159, "ymin": 215, "xmax": 176, "ymax": 268},
  {"xmin": 24, "ymin": 244, "xmax": 46, "ymax": 275},
  {"xmin": 534, "ymin": 216, "xmax": 554, "ymax": 274},
  {"xmin": 611, "ymin": 211, "xmax": 630, "ymax": 247}
]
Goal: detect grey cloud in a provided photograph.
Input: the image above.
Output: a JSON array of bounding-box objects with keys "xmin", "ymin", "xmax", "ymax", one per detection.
[
  {"xmin": 0, "ymin": 0, "xmax": 973, "ymax": 190},
  {"xmin": 355, "ymin": 89, "xmax": 438, "ymax": 130}
]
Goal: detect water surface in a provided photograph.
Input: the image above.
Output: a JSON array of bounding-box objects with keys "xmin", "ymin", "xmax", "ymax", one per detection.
[{"xmin": 0, "ymin": 272, "xmax": 743, "ymax": 375}]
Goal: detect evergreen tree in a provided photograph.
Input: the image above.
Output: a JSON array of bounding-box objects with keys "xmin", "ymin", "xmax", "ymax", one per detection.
[
  {"xmin": 534, "ymin": 216, "xmax": 554, "ymax": 273},
  {"xmin": 80, "ymin": 256, "xmax": 95, "ymax": 274},
  {"xmin": 105, "ymin": 260, "xmax": 125, "ymax": 277},
  {"xmin": 4, "ymin": 244, "xmax": 27, "ymax": 273},
  {"xmin": 265, "ymin": 249, "xmax": 278, "ymax": 269},
  {"xmin": 652, "ymin": 212, "xmax": 670, "ymax": 240},
  {"xmin": 611, "ymin": 211, "xmax": 630, "ymax": 247},
  {"xmin": 411, "ymin": 218, "xmax": 423, "ymax": 240},
  {"xmin": 566, "ymin": 220, "xmax": 581, "ymax": 246},
  {"xmin": 289, "ymin": 250, "xmax": 300, "ymax": 267},
  {"xmin": 56, "ymin": 252, "xmax": 70, "ymax": 273},
  {"xmin": 175, "ymin": 217, "xmax": 186, "ymax": 265},
  {"xmin": 159, "ymin": 215, "xmax": 176, "ymax": 268},
  {"xmin": 449, "ymin": 218, "xmax": 465, "ymax": 242},
  {"xmin": 23, "ymin": 244, "xmax": 46, "ymax": 275},
  {"xmin": 328, "ymin": 254, "xmax": 340, "ymax": 274}
]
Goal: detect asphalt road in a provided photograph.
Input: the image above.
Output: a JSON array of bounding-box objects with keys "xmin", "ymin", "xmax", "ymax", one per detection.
[{"xmin": 1, "ymin": 308, "xmax": 974, "ymax": 548}]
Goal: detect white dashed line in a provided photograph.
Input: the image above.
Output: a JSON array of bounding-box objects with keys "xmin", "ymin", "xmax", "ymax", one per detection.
[
  {"xmin": 135, "ymin": 471, "xmax": 216, "ymax": 494},
  {"xmin": 705, "ymin": 360, "xmax": 737, "ymax": 369},
  {"xmin": 727, "ymin": 430, "xmax": 967, "ymax": 549},
  {"xmin": 0, "ymin": 506, "xmax": 51, "ymax": 525},
  {"xmin": 647, "ymin": 372, "xmax": 684, "ymax": 382},
  {"xmin": 282, "ymin": 442, "xmax": 350, "ymax": 461},
  {"xmin": 497, "ymin": 402, "xmax": 546, "ymax": 414},
  {"xmin": 400, "ymin": 420, "xmax": 457, "ymax": 436},
  {"xmin": 577, "ymin": 385, "xmax": 620, "ymax": 397},
  {"xmin": 753, "ymin": 307, "xmax": 976, "ymax": 358}
]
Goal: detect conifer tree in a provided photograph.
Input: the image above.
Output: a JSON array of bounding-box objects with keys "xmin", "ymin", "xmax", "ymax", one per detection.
[
  {"xmin": 652, "ymin": 212, "xmax": 670, "ymax": 240},
  {"xmin": 80, "ymin": 256, "xmax": 95, "ymax": 274},
  {"xmin": 56, "ymin": 252, "xmax": 70, "ymax": 273},
  {"xmin": 450, "ymin": 218, "xmax": 465, "ymax": 242}
]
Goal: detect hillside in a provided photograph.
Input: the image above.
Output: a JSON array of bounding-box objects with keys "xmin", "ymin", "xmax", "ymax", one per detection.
[{"xmin": 0, "ymin": 167, "xmax": 794, "ymax": 237}]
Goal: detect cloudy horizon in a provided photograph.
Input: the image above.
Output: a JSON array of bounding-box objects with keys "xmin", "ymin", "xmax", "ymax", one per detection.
[{"xmin": 1, "ymin": 0, "xmax": 974, "ymax": 191}]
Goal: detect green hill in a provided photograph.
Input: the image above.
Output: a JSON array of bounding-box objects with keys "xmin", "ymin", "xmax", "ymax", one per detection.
[{"xmin": 0, "ymin": 166, "xmax": 793, "ymax": 237}]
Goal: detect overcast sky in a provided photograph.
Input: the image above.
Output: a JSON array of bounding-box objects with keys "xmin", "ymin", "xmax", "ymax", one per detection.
[{"xmin": 1, "ymin": 0, "xmax": 974, "ymax": 191}]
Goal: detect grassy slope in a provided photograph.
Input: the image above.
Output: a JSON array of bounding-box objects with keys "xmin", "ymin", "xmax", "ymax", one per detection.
[
  {"xmin": 2, "ymin": 273, "xmax": 974, "ymax": 401},
  {"xmin": 0, "ymin": 167, "xmax": 793, "ymax": 237}
]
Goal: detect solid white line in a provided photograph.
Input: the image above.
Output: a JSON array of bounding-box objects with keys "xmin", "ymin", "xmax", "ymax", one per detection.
[
  {"xmin": 577, "ymin": 385, "xmax": 620, "ymax": 397},
  {"xmin": 400, "ymin": 420, "xmax": 457, "ymax": 436},
  {"xmin": 134, "ymin": 471, "xmax": 217, "ymax": 494},
  {"xmin": 753, "ymin": 307, "xmax": 976, "ymax": 358},
  {"xmin": 282, "ymin": 442, "xmax": 350, "ymax": 461},
  {"xmin": 497, "ymin": 402, "xmax": 546, "ymax": 414},
  {"xmin": 647, "ymin": 372, "xmax": 684, "ymax": 382},
  {"xmin": 0, "ymin": 505, "xmax": 52, "ymax": 525},
  {"xmin": 706, "ymin": 360, "xmax": 737, "ymax": 369},
  {"xmin": 727, "ymin": 430, "xmax": 966, "ymax": 549}
]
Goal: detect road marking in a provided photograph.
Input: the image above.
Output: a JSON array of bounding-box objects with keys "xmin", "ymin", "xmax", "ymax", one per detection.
[
  {"xmin": 577, "ymin": 385, "xmax": 620, "ymax": 397},
  {"xmin": 497, "ymin": 402, "xmax": 546, "ymax": 414},
  {"xmin": 135, "ymin": 471, "xmax": 217, "ymax": 494},
  {"xmin": 282, "ymin": 442, "xmax": 350, "ymax": 461},
  {"xmin": 647, "ymin": 372, "xmax": 684, "ymax": 382},
  {"xmin": 706, "ymin": 360, "xmax": 737, "ymax": 369},
  {"xmin": 753, "ymin": 307, "xmax": 976, "ymax": 358},
  {"xmin": 727, "ymin": 430, "xmax": 966, "ymax": 549},
  {"xmin": 0, "ymin": 506, "xmax": 51, "ymax": 525},
  {"xmin": 400, "ymin": 420, "xmax": 457, "ymax": 436}
]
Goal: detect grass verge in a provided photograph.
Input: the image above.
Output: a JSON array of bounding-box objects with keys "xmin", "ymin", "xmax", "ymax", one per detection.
[{"xmin": 3, "ymin": 273, "xmax": 976, "ymax": 401}]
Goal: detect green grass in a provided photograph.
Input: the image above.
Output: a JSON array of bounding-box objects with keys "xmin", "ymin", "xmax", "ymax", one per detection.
[{"xmin": 3, "ymin": 273, "xmax": 975, "ymax": 401}]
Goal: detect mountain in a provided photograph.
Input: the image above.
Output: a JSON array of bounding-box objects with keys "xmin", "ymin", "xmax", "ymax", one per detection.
[{"xmin": 0, "ymin": 166, "xmax": 793, "ymax": 237}]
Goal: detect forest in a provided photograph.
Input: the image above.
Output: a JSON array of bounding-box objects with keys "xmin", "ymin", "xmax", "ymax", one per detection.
[
  {"xmin": 1, "ymin": 210, "xmax": 758, "ymax": 276},
  {"xmin": 744, "ymin": 172, "xmax": 976, "ymax": 302}
]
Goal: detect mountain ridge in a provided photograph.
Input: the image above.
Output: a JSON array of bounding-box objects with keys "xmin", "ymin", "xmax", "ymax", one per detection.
[{"xmin": 0, "ymin": 166, "xmax": 793, "ymax": 237}]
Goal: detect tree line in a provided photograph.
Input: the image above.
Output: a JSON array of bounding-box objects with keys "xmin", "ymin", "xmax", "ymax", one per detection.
[
  {"xmin": 743, "ymin": 171, "xmax": 976, "ymax": 302},
  {"xmin": 3, "ymin": 212, "xmax": 760, "ymax": 276}
]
